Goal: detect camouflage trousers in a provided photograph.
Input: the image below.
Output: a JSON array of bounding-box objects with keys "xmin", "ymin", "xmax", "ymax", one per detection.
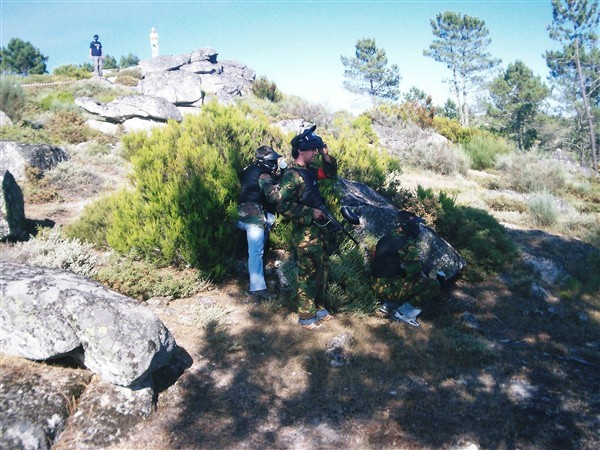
[
  {"xmin": 371, "ymin": 274, "xmax": 440, "ymax": 306},
  {"xmin": 293, "ymin": 224, "xmax": 329, "ymax": 319}
]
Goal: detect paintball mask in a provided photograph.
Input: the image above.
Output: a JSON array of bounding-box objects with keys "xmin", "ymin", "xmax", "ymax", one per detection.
[
  {"xmin": 255, "ymin": 145, "xmax": 283, "ymax": 173},
  {"xmin": 393, "ymin": 211, "xmax": 425, "ymax": 237},
  {"xmin": 291, "ymin": 125, "xmax": 325, "ymax": 152}
]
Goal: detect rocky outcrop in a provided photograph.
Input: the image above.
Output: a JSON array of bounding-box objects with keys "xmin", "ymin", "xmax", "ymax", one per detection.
[
  {"xmin": 140, "ymin": 71, "xmax": 204, "ymax": 105},
  {"xmin": 336, "ymin": 177, "xmax": 466, "ymax": 281},
  {"xmin": 1, "ymin": 263, "xmax": 177, "ymax": 387},
  {"xmin": 75, "ymin": 95, "xmax": 182, "ymax": 124},
  {"xmin": 0, "ymin": 141, "xmax": 69, "ymax": 182},
  {"xmin": 0, "ymin": 110, "xmax": 12, "ymax": 126},
  {"xmin": 1, "ymin": 170, "xmax": 27, "ymax": 241}
]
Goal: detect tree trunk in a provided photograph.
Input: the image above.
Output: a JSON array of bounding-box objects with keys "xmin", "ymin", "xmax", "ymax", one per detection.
[{"xmin": 574, "ymin": 39, "xmax": 598, "ymax": 172}]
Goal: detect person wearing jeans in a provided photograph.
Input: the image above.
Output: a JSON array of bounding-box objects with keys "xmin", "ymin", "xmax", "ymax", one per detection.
[{"xmin": 237, "ymin": 146, "xmax": 283, "ymax": 300}]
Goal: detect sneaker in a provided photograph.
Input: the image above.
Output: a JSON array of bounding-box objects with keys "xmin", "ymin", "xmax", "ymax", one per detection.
[
  {"xmin": 248, "ymin": 289, "xmax": 272, "ymax": 301},
  {"xmin": 316, "ymin": 308, "xmax": 332, "ymax": 322},
  {"xmin": 391, "ymin": 303, "xmax": 422, "ymax": 327},
  {"xmin": 378, "ymin": 301, "xmax": 401, "ymax": 316},
  {"xmin": 298, "ymin": 315, "xmax": 321, "ymax": 330}
]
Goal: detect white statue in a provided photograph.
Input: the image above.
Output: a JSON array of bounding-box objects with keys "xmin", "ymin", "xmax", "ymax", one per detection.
[{"xmin": 150, "ymin": 27, "xmax": 159, "ymax": 57}]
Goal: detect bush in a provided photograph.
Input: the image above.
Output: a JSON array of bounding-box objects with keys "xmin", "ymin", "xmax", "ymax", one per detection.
[
  {"xmin": 64, "ymin": 194, "xmax": 119, "ymax": 249},
  {"xmin": 496, "ymin": 151, "xmax": 567, "ymax": 193},
  {"xmin": 435, "ymin": 194, "xmax": 518, "ymax": 281},
  {"xmin": 95, "ymin": 254, "xmax": 210, "ymax": 301},
  {"xmin": 44, "ymin": 110, "xmax": 91, "ymax": 143},
  {"xmin": 52, "ymin": 64, "xmax": 92, "ymax": 80},
  {"xmin": 39, "ymin": 91, "xmax": 75, "ymax": 111},
  {"xmin": 460, "ymin": 133, "xmax": 512, "ymax": 170},
  {"xmin": 432, "ymin": 116, "xmax": 474, "ymax": 143},
  {"xmin": 103, "ymin": 102, "xmax": 283, "ymax": 278},
  {"xmin": 252, "ymin": 76, "xmax": 283, "ymax": 102},
  {"xmin": 2, "ymin": 227, "xmax": 98, "ymax": 277},
  {"xmin": 0, "ymin": 75, "xmax": 26, "ymax": 121},
  {"xmin": 406, "ymin": 140, "xmax": 470, "ymax": 176},
  {"xmin": 527, "ymin": 190, "xmax": 560, "ymax": 227}
]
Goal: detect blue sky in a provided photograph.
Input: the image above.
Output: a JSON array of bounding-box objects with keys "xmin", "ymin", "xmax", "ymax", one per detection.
[{"xmin": 1, "ymin": 0, "xmax": 560, "ymax": 112}]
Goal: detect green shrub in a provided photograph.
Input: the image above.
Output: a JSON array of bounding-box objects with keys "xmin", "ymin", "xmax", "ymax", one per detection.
[
  {"xmin": 406, "ymin": 140, "xmax": 470, "ymax": 176},
  {"xmin": 432, "ymin": 116, "xmax": 474, "ymax": 143},
  {"xmin": 105, "ymin": 102, "xmax": 282, "ymax": 278},
  {"xmin": 0, "ymin": 75, "xmax": 26, "ymax": 121},
  {"xmin": 39, "ymin": 91, "xmax": 75, "ymax": 111},
  {"xmin": 0, "ymin": 124, "xmax": 52, "ymax": 144},
  {"xmin": 52, "ymin": 64, "xmax": 92, "ymax": 80},
  {"xmin": 252, "ymin": 75, "xmax": 283, "ymax": 102},
  {"xmin": 64, "ymin": 194, "xmax": 119, "ymax": 249},
  {"xmin": 95, "ymin": 254, "xmax": 210, "ymax": 301},
  {"xmin": 435, "ymin": 194, "xmax": 518, "ymax": 281},
  {"xmin": 460, "ymin": 134, "xmax": 512, "ymax": 170},
  {"xmin": 527, "ymin": 190, "xmax": 560, "ymax": 227}
]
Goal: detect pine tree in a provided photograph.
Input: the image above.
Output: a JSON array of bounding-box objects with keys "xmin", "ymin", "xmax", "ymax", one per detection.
[
  {"xmin": 0, "ymin": 37, "xmax": 48, "ymax": 75},
  {"xmin": 424, "ymin": 11, "xmax": 500, "ymax": 127}
]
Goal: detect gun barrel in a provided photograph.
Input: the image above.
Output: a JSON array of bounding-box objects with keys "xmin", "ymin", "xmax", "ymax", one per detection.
[{"xmin": 318, "ymin": 206, "xmax": 359, "ymax": 246}]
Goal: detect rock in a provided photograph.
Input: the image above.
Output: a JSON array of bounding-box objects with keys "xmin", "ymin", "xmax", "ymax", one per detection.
[
  {"xmin": 0, "ymin": 109, "xmax": 13, "ymax": 126},
  {"xmin": 189, "ymin": 47, "xmax": 218, "ymax": 63},
  {"xmin": 75, "ymin": 95, "xmax": 183, "ymax": 123},
  {"xmin": 180, "ymin": 60, "xmax": 222, "ymax": 74},
  {"xmin": 1, "ymin": 170, "xmax": 27, "ymax": 241},
  {"xmin": 221, "ymin": 59, "xmax": 256, "ymax": 81},
  {"xmin": 140, "ymin": 71, "xmax": 204, "ymax": 105},
  {"xmin": 336, "ymin": 177, "xmax": 466, "ymax": 281},
  {"xmin": 0, "ymin": 141, "xmax": 69, "ymax": 181},
  {"xmin": 138, "ymin": 54, "xmax": 189, "ymax": 74},
  {"xmin": 0, "ymin": 354, "xmax": 92, "ymax": 450},
  {"xmin": 1, "ymin": 263, "xmax": 177, "ymax": 387},
  {"xmin": 86, "ymin": 119, "xmax": 120, "ymax": 135}
]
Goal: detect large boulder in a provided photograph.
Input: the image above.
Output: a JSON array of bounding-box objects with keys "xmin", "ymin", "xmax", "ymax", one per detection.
[
  {"xmin": 1, "ymin": 170, "xmax": 27, "ymax": 241},
  {"xmin": 0, "ymin": 110, "xmax": 13, "ymax": 126},
  {"xmin": 139, "ymin": 71, "xmax": 204, "ymax": 105},
  {"xmin": 0, "ymin": 263, "xmax": 177, "ymax": 387},
  {"xmin": 336, "ymin": 178, "xmax": 466, "ymax": 280},
  {"xmin": 0, "ymin": 141, "xmax": 69, "ymax": 182},
  {"xmin": 137, "ymin": 54, "xmax": 189, "ymax": 74},
  {"xmin": 75, "ymin": 95, "xmax": 183, "ymax": 123}
]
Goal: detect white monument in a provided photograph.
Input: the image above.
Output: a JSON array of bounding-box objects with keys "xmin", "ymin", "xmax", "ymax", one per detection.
[{"xmin": 150, "ymin": 27, "xmax": 159, "ymax": 57}]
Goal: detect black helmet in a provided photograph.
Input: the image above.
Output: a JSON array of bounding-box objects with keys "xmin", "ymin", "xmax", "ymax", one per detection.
[
  {"xmin": 255, "ymin": 145, "xmax": 282, "ymax": 172},
  {"xmin": 291, "ymin": 125, "xmax": 325, "ymax": 152},
  {"xmin": 393, "ymin": 211, "xmax": 425, "ymax": 237}
]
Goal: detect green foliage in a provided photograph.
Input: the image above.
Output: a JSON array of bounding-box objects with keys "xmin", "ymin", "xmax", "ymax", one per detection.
[
  {"xmin": 119, "ymin": 53, "xmax": 140, "ymax": 68},
  {"xmin": 107, "ymin": 102, "xmax": 281, "ymax": 278},
  {"xmin": 95, "ymin": 254, "xmax": 210, "ymax": 301},
  {"xmin": 460, "ymin": 133, "xmax": 513, "ymax": 170},
  {"xmin": 252, "ymin": 76, "xmax": 282, "ymax": 102},
  {"xmin": 527, "ymin": 190, "xmax": 560, "ymax": 227},
  {"xmin": 435, "ymin": 194, "xmax": 518, "ymax": 281},
  {"xmin": 432, "ymin": 116, "xmax": 474, "ymax": 143},
  {"xmin": 39, "ymin": 91, "xmax": 75, "ymax": 111},
  {"xmin": 52, "ymin": 64, "xmax": 92, "ymax": 80},
  {"xmin": 0, "ymin": 75, "xmax": 26, "ymax": 121},
  {"xmin": 341, "ymin": 37, "xmax": 401, "ymax": 101},
  {"xmin": 487, "ymin": 60, "xmax": 549, "ymax": 150},
  {"xmin": 64, "ymin": 194, "xmax": 119, "ymax": 248},
  {"xmin": 103, "ymin": 55, "xmax": 118, "ymax": 69},
  {"xmin": 0, "ymin": 37, "xmax": 48, "ymax": 75},
  {"xmin": 0, "ymin": 124, "xmax": 52, "ymax": 144},
  {"xmin": 367, "ymin": 101, "xmax": 434, "ymax": 129},
  {"xmin": 424, "ymin": 11, "xmax": 500, "ymax": 126}
]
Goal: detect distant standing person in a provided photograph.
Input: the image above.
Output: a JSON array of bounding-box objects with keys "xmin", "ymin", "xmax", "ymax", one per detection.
[
  {"xmin": 89, "ymin": 34, "xmax": 103, "ymax": 77},
  {"xmin": 150, "ymin": 27, "xmax": 159, "ymax": 57}
]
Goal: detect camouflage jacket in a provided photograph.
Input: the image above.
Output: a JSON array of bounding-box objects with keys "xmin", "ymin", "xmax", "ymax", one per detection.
[
  {"xmin": 371, "ymin": 229, "xmax": 421, "ymax": 279},
  {"xmin": 237, "ymin": 173, "xmax": 280, "ymax": 227},
  {"xmin": 277, "ymin": 157, "xmax": 338, "ymax": 227}
]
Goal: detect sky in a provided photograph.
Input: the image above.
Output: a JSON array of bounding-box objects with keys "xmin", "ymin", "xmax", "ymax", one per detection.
[{"xmin": 1, "ymin": 0, "xmax": 561, "ymax": 113}]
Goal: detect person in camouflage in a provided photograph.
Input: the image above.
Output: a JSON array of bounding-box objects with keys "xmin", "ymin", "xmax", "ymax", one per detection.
[
  {"xmin": 277, "ymin": 126, "xmax": 337, "ymax": 329},
  {"xmin": 237, "ymin": 145, "xmax": 283, "ymax": 300},
  {"xmin": 371, "ymin": 211, "xmax": 441, "ymax": 320}
]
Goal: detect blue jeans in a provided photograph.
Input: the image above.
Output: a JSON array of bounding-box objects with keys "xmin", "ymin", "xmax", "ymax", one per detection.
[{"xmin": 237, "ymin": 213, "xmax": 275, "ymax": 292}]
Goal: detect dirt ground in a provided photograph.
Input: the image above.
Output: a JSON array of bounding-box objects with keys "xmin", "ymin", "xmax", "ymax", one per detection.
[{"xmin": 94, "ymin": 226, "xmax": 600, "ymax": 450}]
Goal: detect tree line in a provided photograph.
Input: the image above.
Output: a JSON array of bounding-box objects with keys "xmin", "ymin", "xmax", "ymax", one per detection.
[{"xmin": 341, "ymin": 0, "xmax": 598, "ymax": 171}]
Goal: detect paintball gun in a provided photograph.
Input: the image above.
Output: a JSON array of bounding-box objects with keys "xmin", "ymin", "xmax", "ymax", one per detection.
[{"xmin": 314, "ymin": 205, "xmax": 360, "ymax": 246}]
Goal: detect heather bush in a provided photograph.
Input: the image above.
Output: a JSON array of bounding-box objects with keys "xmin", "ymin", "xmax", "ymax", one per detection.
[
  {"xmin": 252, "ymin": 75, "xmax": 283, "ymax": 102},
  {"xmin": 0, "ymin": 75, "xmax": 26, "ymax": 121},
  {"xmin": 52, "ymin": 64, "xmax": 92, "ymax": 80},
  {"xmin": 44, "ymin": 110, "xmax": 91, "ymax": 144},
  {"xmin": 460, "ymin": 133, "xmax": 513, "ymax": 170},
  {"xmin": 496, "ymin": 151, "xmax": 566, "ymax": 193},
  {"xmin": 527, "ymin": 190, "xmax": 560, "ymax": 227},
  {"xmin": 406, "ymin": 139, "xmax": 470, "ymax": 175},
  {"xmin": 432, "ymin": 116, "xmax": 474, "ymax": 143},
  {"xmin": 64, "ymin": 194, "xmax": 119, "ymax": 248},
  {"xmin": 2, "ymin": 227, "xmax": 98, "ymax": 277},
  {"xmin": 39, "ymin": 91, "xmax": 75, "ymax": 111}
]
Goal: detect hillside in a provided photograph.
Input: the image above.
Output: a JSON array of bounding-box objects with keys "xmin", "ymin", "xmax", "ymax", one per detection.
[{"xmin": 1, "ymin": 77, "xmax": 600, "ymax": 449}]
